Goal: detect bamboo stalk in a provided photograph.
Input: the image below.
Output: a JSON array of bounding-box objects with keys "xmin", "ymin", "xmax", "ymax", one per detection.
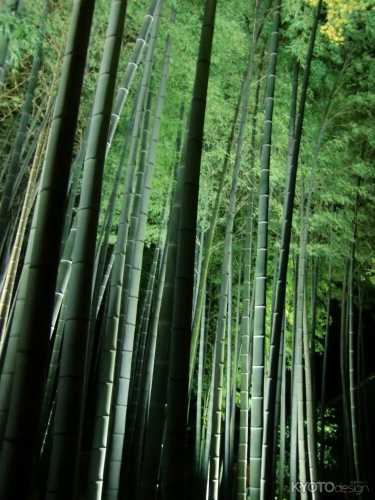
[{"xmin": 0, "ymin": 1, "xmax": 96, "ymax": 495}]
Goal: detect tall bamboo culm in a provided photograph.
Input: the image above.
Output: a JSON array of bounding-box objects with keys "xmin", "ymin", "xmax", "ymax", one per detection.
[
  {"xmin": 46, "ymin": 1, "xmax": 128, "ymax": 497},
  {"xmin": 161, "ymin": 1, "xmax": 218, "ymax": 497},
  {"xmin": 249, "ymin": 3, "xmax": 281, "ymax": 498},
  {"xmin": 0, "ymin": 1, "xmax": 96, "ymax": 497},
  {"xmin": 261, "ymin": 4, "xmax": 322, "ymax": 497}
]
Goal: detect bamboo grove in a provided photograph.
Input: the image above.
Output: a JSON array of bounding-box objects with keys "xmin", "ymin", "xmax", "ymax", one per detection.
[{"xmin": 0, "ymin": 0, "xmax": 374, "ymax": 499}]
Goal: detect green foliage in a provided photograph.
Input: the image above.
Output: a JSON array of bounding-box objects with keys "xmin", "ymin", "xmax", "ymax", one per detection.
[{"xmin": 1, "ymin": 0, "xmax": 375, "ymax": 359}]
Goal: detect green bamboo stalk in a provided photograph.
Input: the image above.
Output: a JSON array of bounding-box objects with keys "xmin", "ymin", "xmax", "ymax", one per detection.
[
  {"xmin": 122, "ymin": 192, "xmax": 173, "ymax": 488},
  {"xmin": 189, "ymin": 1, "xmax": 269, "ymax": 385},
  {"xmin": 209, "ymin": 39, "xmax": 255, "ymax": 500},
  {"xmin": 236, "ymin": 14, "xmax": 265, "ymax": 500},
  {"xmin": 105, "ymin": 27, "xmax": 171, "ymax": 499},
  {"xmin": 125, "ymin": 245, "xmax": 161, "ymax": 451},
  {"xmin": 303, "ymin": 292, "xmax": 319, "ymax": 500},
  {"xmin": 229, "ymin": 253, "xmax": 238, "ymax": 494},
  {"xmin": 203, "ymin": 341, "xmax": 217, "ymax": 498},
  {"xmin": 85, "ymin": 13, "xmax": 163, "ymax": 461},
  {"xmin": 249, "ymin": 4, "xmax": 281, "ymax": 499},
  {"xmin": 297, "ymin": 405, "xmax": 308, "ymax": 500},
  {"xmin": 90, "ymin": 99, "xmax": 138, "ymax": 317},
  {"xmin": 116, "ymin": 242, "xmax": 162, "ymax": 499},
  {"xmin": 245, "ymin": 49, "xmax": 263, "ymax": 397},
  {"xmin": 40, "ymin": 227, "xmax": 77, "ymax": 433},
  {"xmin": 348, "ymin": 250, "xmax": 360, "ymax": 483},
  {"xmin": 141, "ymin": 243, "xmax": 168, "ymax": 419},
  {"xmin": 87, "ymin": 13, "xmax": 160, "ymax": 399},
  {"xmin": 236, "ymin": 46, "xmax": 265, "ymax": 500},
  {"xmin": 96, "ymin": 0, "xmax": 162, "ymax": 322},
  {"xmin": 50, "ymin": 225, "xmax": 77, "ymax": 335},
  {"xmin": 310, "ymin": 258, "xmax": 318, "ymax": 344},
  {"xmin": 320, "ymin": 262, "xmax": 331, "ymax": 467},
  {"xmin": 295, "ymin": 227, "xmax": 308, "ymax": 500},
  {"xmin": 192, "ymin": 230, "xmax": 204, "ymax": 320},
  {"xmin": 340, "ymin": 264, "xmax": 351, "ymax": 477},
  {"xmin": 104, "ymin": 84, "xmax": 153, "ymax": 497},
  {"xmin": 95, "ymin": 252, "xmax": 114, "ymax": 318},
  {"xmin": 46, "ymin": 2, "xmax": 128, "ymax": 497},
  {"xmin": 223, "ymin": 248, "xmax": 233, "ymax": 498},
  {"xmin": 0, "ymin": 1, "xmax": 96, "ymax": 496},
  {"xmin": 139, "ymin": 106, "xmax": 184, "ymax": 427},
  {"xmin": 309, "ymin": 258, "xmax": 319, "ymax": 447},
  {"xmin": 271, "ymin": 318, "xmax": 285, "ymax": 500},
  {"xmin": 88, "ymin": 157, "xmax": 140, "ymax": 498},
  {"xmin": 278, "ymin": 319, "xmax": 287, "ymax": 500},
  {"xmin": 106, "ymin": 0, "xmax": 162, "ymax": 152},
  {"xmin": 195, "ymin": 282, "xmax": 206, "ymax": 477},
  {"xmin": 237, "ymin": 209, "xmax": 253, "ymax": 500},
  {"xmin": 138, "ymin": 158, "xmax": 184, "ymax": 500},
  {"xmin": 290, "ymin": 259, "xmax": 298, "ymax": 500},
  {"xmin": 261, "ymin": 0, "xmax": 323, "ymax": 492},
  {"xmin": 60, "ymin": 130, "xmax": 88, "ymax": 249},
  {"xmin": 137, "ymin": 203, "xmax": 179, "ymax": 500},
  {"xmin": 161, "ymin": 1, "xmax": 217, "ymax": 497},
  {"xmin": 230, "ymin": 253, "xmax": 242, "ymax": 467}
]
